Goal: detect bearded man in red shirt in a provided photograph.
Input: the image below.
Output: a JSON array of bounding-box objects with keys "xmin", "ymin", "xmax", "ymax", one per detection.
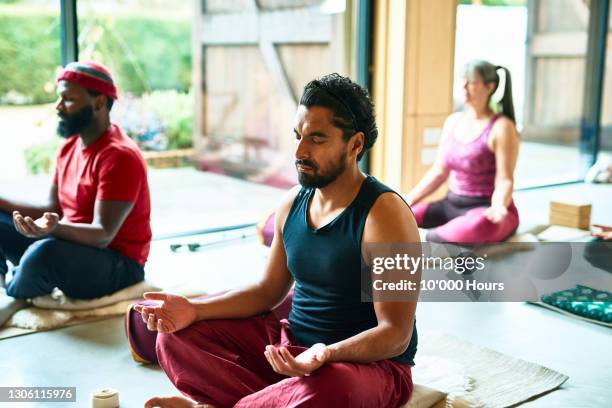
[{"xmin": 0, "ymin": 61, "xmax": 151, "ymax": 325}]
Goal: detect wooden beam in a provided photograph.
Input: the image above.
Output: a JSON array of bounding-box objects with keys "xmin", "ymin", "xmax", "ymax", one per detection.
[
  {"xmin": 200, "ymin": 9, "xmax": 332, "ymax": 45},
  {"xmin": 370, "ymin": 0, "xmax": 389, "ymax": 181},
  {"xmin": 531, "ymin": 32, "xmax": 588, "ymax": 57},
  {"xmin": 381, "ymin": 0, "xmax": 409, "ymax": 190},
  {"xmin": 260, "ymin": 8, "xmax": 332, "ymax": 43},
  {"xmin": 259, "ymin": 41, "xmax": 298, "ymax": 106},
  {"xmin": 254, "ymin": 0, "xmax": 297, "ymax": 107},
  {"xmin": 370, "ymin": 0, "xmax": 456, "ymax": 193}
]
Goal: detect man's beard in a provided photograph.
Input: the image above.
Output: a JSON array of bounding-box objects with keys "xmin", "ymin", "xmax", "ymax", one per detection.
[
  {"xmin": 57, "ymin": 105, "xmax": 94, "ymax": 138},
  {"xmin": 296, "ymin": 152, "xmax": 347, "ymax": 189}
]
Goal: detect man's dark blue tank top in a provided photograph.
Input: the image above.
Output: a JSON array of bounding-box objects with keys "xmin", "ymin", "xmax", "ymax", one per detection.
[{"xmin": 282, "ymin": 175, "xmax": 417, "ymax": 365}]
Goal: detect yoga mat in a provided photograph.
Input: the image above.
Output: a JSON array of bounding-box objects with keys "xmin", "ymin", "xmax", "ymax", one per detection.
[
  {"xmin": 528, "ymin": 285, "xmax": 612, "ymax": 328},
  {"xmin": 402, "ymin": 330, "xmax": 569, "ymax": 408}
]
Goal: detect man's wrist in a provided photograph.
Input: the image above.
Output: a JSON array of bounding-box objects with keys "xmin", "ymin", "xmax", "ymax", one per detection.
[
  {"xmin": 52, "ymin": 221, "xmax": 66, "ymax": 237},
  {"xmin": 193, "ymin": 299, "xmax": 209, "ymax": 321},
  {"xmin": 324, "ymin": 343, "xmax": 340, "ymax": 362}
]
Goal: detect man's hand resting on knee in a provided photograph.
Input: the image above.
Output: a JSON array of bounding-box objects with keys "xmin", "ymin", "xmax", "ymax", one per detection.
[
  {"xmin": 264, "ymin": 343, "xmax": 330, "ymax": 377},
  {"xmin": 134, "ymin": 292, "xmax": 197, "ymax": 333},
  {"xmin": 592, "ymin": 224, "xmax": 612, "ymax": 241},
  {"xmin": 13, "ymin": 211, "xmax": 59, "ymax": 238}
]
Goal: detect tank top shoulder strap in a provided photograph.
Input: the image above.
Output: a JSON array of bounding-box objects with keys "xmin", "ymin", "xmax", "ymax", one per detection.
[
  {"xmin": 482, "ymin": 113, "xmax": 502, "ymax": 140},
  {"xmin": 351, "ymin": 176, "xmax": 403, "ymax": 245},
  {"xmin": 284, "ymin": 186, "xmax": 312, "ymax": 233},
  {"xmin": 353, "ymin": 176, "xmax": 392, "ymax": 209},
  {"xmin": 446, "ymin": 113, "xmax": 462, "ymax": 144}
]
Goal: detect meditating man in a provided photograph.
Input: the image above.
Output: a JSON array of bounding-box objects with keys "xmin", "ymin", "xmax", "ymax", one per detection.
[
  {"xmin": 0, "ymin": 61, "xmax": 151, "ymax": 325},
  {"xmin": 139, "ymin": 74, "xmax": 420, "ymax": 408}
]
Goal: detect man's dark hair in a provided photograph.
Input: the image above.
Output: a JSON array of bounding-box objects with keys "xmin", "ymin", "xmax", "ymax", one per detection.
[
  {"xmin": 86, "ymin": 90, "xmax": 114, "ymax": 112},
  {"xmin": 299, "ymin": 73, "xmax": 377, "ymax": 161}
]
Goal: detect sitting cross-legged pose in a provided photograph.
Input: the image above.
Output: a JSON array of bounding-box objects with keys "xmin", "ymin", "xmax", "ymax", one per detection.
[
  {"xmin": 406, "ymin": 60, "xmax": 520, "ymax": 244},
  {"xmin": 137, "ymin": 74, "xmax": 420, "ymax": 408},
  {"xmin": 0, "ymin": 61, "xmax": 151, "ymax": 325}
]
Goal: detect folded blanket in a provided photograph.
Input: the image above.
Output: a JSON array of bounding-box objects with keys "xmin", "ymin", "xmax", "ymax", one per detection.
[
  {"xmin": 31, "ymin": 280, "xmax": 161, "ymax": 310},
  {"xmin": 5, "ymin": 281, "xmax": 161, "ymax": 331}
]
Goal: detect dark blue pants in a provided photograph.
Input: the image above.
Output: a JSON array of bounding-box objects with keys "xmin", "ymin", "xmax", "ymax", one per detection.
[{"xmin": 0, "ymin": 211, "xmax": 144, "ymax": 299}]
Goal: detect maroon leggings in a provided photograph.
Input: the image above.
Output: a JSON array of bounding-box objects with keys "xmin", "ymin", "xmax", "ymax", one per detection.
[
  {"xmin": 128, "ymin": 293, "xmax": 414, "ymax": 407},
  {"xmin": 156, "ymin": 312, "xmax": 414, "ymax": 408},
  {"xmin": 412, "ymin": 192, "xmax": 519, "ymax": 244}
]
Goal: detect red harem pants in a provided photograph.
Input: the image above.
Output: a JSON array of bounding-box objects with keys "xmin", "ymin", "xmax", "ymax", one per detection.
[{"xmin": 156, "ymin": 312, "xmax": 414, "ymax": 408}]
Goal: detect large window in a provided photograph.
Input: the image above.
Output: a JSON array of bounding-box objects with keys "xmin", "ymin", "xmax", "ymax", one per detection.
[
  {"xmin": 1, "ymin": 0, "xmax": 195, "ymax": 178},
  {"xmin": 520, "ymin": 0, "xmax": 592, "ymax": 186},
  {"xmin": 0, "ymin": 0, "xmax": 61, "ymax": 178},
  {"xmin": 77, "ymin": 0, "xmax": 193, "ymax": 153},
  {"xmin": 76, "ymin": 0, "xmax": 356, "ymax": 190},
  {"xmin": 454, "ymin": 0, "xmax": 594, "ymax": 188},
  {"xmin": 0, "ymin": 0, "xmax": 365, "ymax": 237},
  {"xmin": 193, "ymin": 0, "xmax": 354, "ymax": 188}
]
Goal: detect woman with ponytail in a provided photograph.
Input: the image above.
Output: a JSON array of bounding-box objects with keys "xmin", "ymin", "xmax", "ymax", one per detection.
[{"xmin": 405, "ymin": 60, "xmax": 520, "ymax": 244}]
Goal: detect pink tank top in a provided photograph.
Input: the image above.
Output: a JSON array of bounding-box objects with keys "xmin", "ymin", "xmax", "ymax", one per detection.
[{"xmin": 443, "ymin": 114, "xmax": 500, "ymax": 197}]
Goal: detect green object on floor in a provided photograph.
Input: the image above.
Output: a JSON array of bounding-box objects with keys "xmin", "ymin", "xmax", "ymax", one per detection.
[{"xmin": 540, "ymin": 285, "xmax": 612, "ymax": 326}]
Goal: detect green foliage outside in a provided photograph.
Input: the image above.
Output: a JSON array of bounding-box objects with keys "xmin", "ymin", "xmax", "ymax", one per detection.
[
  {"xmin": 147, "ymin": 90, "xmax": 194, "ymax": 150},
  {"xmin": 23, "ymin": 137, "xmax": 62, "ymax": 175},
  {"xmin": 0, "ymin": 5, "xmax": 194, "ymax": 173},
  {"xmin": 117, "ymin": 90, "xmax": 194, "ymax": 151},
  {"xmin": 79, "ymin": 14, "xmax": 192, "ymax": 96},
  {"xmin": 0, "ymin": 10, "xmax": 60, "ymax": 104},
  {"xmin": 0, "ymin": 6, "xmax": 192, "ymax": 104},
  {"xmin": 22, "ymin": 88, "xmax": 194, "ymax": 175}
]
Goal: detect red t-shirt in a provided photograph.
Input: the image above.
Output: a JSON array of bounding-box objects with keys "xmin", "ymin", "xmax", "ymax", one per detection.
[{"xmin": 53, "ymin": 124, "xmax": 152, "ymax": 265}]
